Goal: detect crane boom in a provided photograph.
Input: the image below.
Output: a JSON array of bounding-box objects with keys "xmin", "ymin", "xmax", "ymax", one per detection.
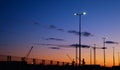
[
  {"xmin": 66, "ymin": 54, "xmax": 73, "ymax": 61},
  {"xmin": 26, "ymin": 46, "xmax": 33, "ymax": 58}
]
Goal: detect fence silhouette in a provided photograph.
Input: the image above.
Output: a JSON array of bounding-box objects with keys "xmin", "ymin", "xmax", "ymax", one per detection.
[{"xmin": 0, "ymin": 55, "xmax": 70, "ymax": 66}]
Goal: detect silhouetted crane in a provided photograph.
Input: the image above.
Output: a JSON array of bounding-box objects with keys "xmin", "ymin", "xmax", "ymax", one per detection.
[
  {"xmin": 34, "ymin": 43, "xmax": 90, "ymax": 65},
  {"xmin": 66, "ymin": 54, "xmax": 75, "ymax": 66},
  {"xmin": 26, "ymin": 46, "xmax": 33, "ymax": 59},
  {"xmin": 22, "ymin": 46, "xmax": 33, "ymax": 61},
  {"xmin": 66, "ymin": 54, "xmax": 73, "ymax": 61}
]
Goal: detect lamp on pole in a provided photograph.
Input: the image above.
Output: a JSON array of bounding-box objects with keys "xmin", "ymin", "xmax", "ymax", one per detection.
[{"xmin": 74, "ymin": 12, "xmax": 86, "ymax": 66}]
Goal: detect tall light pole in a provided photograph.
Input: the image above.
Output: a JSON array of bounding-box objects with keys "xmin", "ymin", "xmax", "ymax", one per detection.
[
  {"xmin": 90, "ymin": 45, "xmax": 92, "ymax": 65},
  {"xmin": 93, "ymin": 44, "xmax": 96, "ymax": 65},
  {"xmin": 113, "ymin": 47, "xmax": 115, "ymax": 66},
  {"xmin": 75, "ymin": 44, "xmax": 78, "ymax": 66},
  {"xmin": 105, "ymin": 40, "xmax": 118, "ymax": 66},
  {"xmin": 74, "ymin": 12, "xmax": 86, "ymax": 66},
  {"xmin": 103, "ymin": 37, "xmax": 106, "ymax": 67}
]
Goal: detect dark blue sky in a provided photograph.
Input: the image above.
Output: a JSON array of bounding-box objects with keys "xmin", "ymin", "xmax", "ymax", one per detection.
[{"xmin": 0, "ymin": 0, "xmax": 120, "ymax": 66}]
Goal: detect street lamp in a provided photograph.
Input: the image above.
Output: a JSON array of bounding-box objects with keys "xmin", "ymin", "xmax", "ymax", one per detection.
[
  {"xmin": 74, "ymin": 12, "xmax": 86, "ymax": 16},
  {"xmin": 74, "ymin": 12, "xmax": 86, "ymax": 66}
]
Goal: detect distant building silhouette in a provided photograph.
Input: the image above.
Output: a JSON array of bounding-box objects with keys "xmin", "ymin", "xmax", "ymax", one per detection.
[{"xmin": 7, "ymin": 56, "xmax": 11, "ymax": 61}]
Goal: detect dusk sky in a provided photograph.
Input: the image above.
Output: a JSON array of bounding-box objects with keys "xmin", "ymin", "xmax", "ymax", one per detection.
[{"xmin": 1, "ymin": 0, "xmax": 120, "ymax": 67}]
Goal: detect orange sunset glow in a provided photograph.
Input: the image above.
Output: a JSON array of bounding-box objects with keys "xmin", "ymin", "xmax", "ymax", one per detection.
[{"xmin": 1, "ymin": 0, "xmax": 120, "ymax": 69}]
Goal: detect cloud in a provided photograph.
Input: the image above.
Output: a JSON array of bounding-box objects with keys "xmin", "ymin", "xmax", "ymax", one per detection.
[
  {"xmin": 48, "ymin": 25, "xmax": 65, "ymax": 32},
  {"xmin": 33, "ymin": 22, "xmax": 39, "ymax": 25},
  {"xmin": 56, "ymin": 28, "xmax": 64, "ymax": 32},
  {"xmin": 67, "ymin": 30, "xmax": 93, "ymax": 37},
  {"xmin": 32, "ymin": 23, "xmax": 92, "ymax": 37},
  {"xmin": 32, "ymin": 22, "xmax": 64, "ymax": 32},
  {"xmin": 45, "ymin": 38, "xmax": 64, "ymax": 41},
  {"xmin": 33, "ymin": 43, "xmax": 90, "ymax": 48},
  {"xmin": 48, "ymin": 47, "xmax": 60, "ymax": 49},
  {"xmin": 33, "ymin": 43, "xmax": 53, "ymax": 45},
  {"xmin": 81, "ymin": 32, "xmax": 93, "ymax": 37},
  {"xmin": 67, "ymin": 30, "xmax": 80, "ymax": 35},
  {"xmin": 70, "ymin": 44, "xmax": 90, "ymax": 48},
  {"xmin": 104, "ymin": 41, "xmax": 119, "ymax": 44},
  {"xmin": 48, "ymin": 25, "xmax": 57, "ymax": 29}
]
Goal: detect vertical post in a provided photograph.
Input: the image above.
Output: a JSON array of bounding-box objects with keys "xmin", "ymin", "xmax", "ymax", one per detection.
[
  {"xmin": 113, "ymin": 47, "xmax": 115, "ymax": 66},
  {"xmin": 7, "ymin": 56, "xmax": 9, "ymax": 61},
  {"xmin": 103, "ymin": 37, "xmax": 106, "ymax": 67},
  {"xmin": 93, "ymin": 44, "xmax": 96, "ymax": 65},
  {"xmin": 33, "ymin": 59, "xmax": 36, "ymax": 64},
  {"xmin": 76, "ymin": 45, "xmax": 78, "ymax": 66},
  {"xmin": 57, "ymin": 61, "xmax": 59, "ymax": 66},
  {"xmin": 90, "ymin": 45, "xmax": 92, "ymax": 65},
  {"xmin": 79, "ymin": 15, "xmax": 81, "ymax": 66},
  {"xmin": 21, "ymin": 57, "xmax": 26, "ymax": 61},
  {"xmin": 62, "ymin": 62, "xmax": 64, "ymax": 66},
  {"xmin": 42, "ymin": 60, "xmax": 45, "ymax": 65},
  {"xmin": 50, "ymin": 60, "xmax": 53, "ymax": 65}
]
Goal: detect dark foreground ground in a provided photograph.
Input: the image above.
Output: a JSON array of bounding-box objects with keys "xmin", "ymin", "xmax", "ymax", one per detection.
[{"xmin": 0, "ymin": 61, "xmax": 120, "ymax": 70}]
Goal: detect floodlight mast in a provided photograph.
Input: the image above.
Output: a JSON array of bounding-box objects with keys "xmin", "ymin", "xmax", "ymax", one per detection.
[
  {"xmin": 74, "ymin": 12, "xmax": 86, "ymax": 66},
  {"xmin": 103, "ymin": 37, "xmax": 106, "ymax": 67}
]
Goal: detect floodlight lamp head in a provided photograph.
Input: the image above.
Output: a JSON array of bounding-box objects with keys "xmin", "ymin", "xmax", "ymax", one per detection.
[
  {"xmin": 74, "ymin": 13, "xmax": 78, "ymax": 16},
  {"xmin": 74, "ymin": 12, "xmax": 86, "ymax": 16},
  {"xmin": 82, "ymin": 12, "xmax": 86, "ymax": 15}
]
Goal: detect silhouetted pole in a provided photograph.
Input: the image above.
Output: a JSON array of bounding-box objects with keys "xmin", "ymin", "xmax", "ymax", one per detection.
[
  {"xmin": 105, "ymin": 40, "xmax": 118, "ymax": 66},
  {"xmin": 78, "ymin": 14, "xmax": 81, "ymax": 66},
  {"xmin": 93, "ymin": 44, "xmax": 96, "ymax": 65},
  {"xmin": 74, "ymin": 12, "xmax": 86, "ymax": 66},
  {"xmin": 113, "ymin": 47, "xmax": 115, "ymax": 66},
  {"xmin": 90, "ymin": 46, "xmax": 92, "ymax": 65},
  {"xmin": 103, "ymin": 37, "xmax": 106, "ymax": 67},
  {"xmin": 76, "ymin": 45, "xmax": 78, "ymax": 66}
]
